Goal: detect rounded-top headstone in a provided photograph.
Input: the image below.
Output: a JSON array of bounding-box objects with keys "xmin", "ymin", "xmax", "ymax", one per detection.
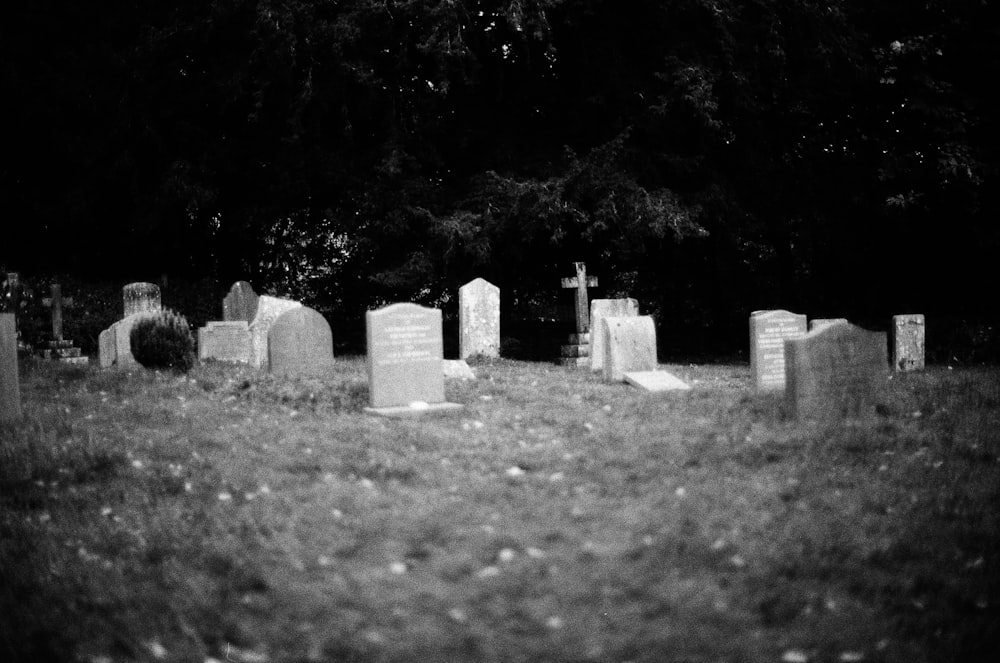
[
  {"xmin": 248, "ymin": 295, "xmax": 302, "ymax": 369},
  {"xmin": 459, "ymin": 277, "xmax": 500, "ymax": 359},
  {"xmin": 267, "ymin": 306, "xmax": 333, "ymax": 377},
  {"xmin": 123, "ymin": 282, "xmax": 162, "ymax": 318},
  {"xmin": 223, "ymin": 281, "xmax": 260, "ymax": 323}
]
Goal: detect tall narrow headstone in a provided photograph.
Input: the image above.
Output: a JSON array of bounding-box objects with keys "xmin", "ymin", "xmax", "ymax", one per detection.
[
  {"xmin": 248, "ymin": 295, "xmax": 302, "ymax": 369},
  {"xmin": 602, "ymin": 316, "xmax": 657, "ymax": 382},
  {"xmin": 749, "ymin": 310, "xmax": 808, "ymax": 391},
  {"xmin": 99, "ymin": 327, "xmax": 117, "ymax": 368},
  {"xmin": 459, "ymin": 278, "xmax": 500, "ymax": 359},
  {"xmin": 268, "ymin": 307, "xmax": 335, "ymax": 377},
  {"xmin": 123, "ymin": 282, "xmax": 161, "ymax": 317},
  {"xmin": 785, "ymin": 321, "xmax": 889, "ymax": 419},
  {"xmin": 223, "ymin": 281, "xmax": 260, "ymax": 323},
  {"xmin": 1, "ymin": 313, "xmax": 20, "ymax": 422},
  {"xmin": 892, "ymin": 314, "xmax": 925, "ymax": 372},
  {"xmin": 590, "ymin": 298, "xmax": 639, "ymax": 371}
]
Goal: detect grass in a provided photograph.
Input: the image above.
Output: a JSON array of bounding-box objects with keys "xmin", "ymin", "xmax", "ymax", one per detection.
[{"xmin": 1, "ymin": 358, "xmax": 998, "ymax": 663}]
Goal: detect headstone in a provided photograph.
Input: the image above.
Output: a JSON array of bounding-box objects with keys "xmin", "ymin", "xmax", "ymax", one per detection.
[
  {"xmin": 248, "ymin": 295, "xmax": 302, "ymax": 370},
  {"xmin": 559, "ymin": 262, "xmax": 599, "ymax": 367},
  {"xmin": 624, "ymin": 371, "xmax": 691, "ymax": 392},
  {"xmin": 892, "ymin": 314, "xmax": 925, "ymax": 372},
  {"xmin": 749, "ymin": 310, "xmax": 808, "ymax": 391},
  {"xmin": 1, "ymin": 313, "xmax": 20, "ymax": 422},
  {"xmin": 443, "ymin": 359, "xmax": 476, "ymax": 380},
  {"xmin": 122, "ymin": 282, "xmax": 161, "ymax": 317},
  {"xmin": 40, "ymin": 283, "xmax": 87, "ymax": 364},
  {"xmin": 112, "ymin": 312, "xmax": 159, "ymax": 368},
  {"xmin": 602, "ymin": 316, "xmax": 657, "ymax": 382},
  {"xmin": 267, "ymin": 307, "xmax": 335, "ymax": 377},
  {"xmin": 99, "ymin": 327, "xmax": 117, "ymax": 368},
  {"xmin": 197, "ymin": 321, "xmax": 252, "ymax": 364},
  {"xmin": 809, "ymin": 318, "xmax": 848, "ymax": 332},
  {"xmin": 223, "ymin": 281, "xmax": 260, "ymax": 323},
  {"xmin": 459, "ymin": 278, "xmax": 500, "ymax": 359},
  {"xmin": 785, "ymin": 321, "xmax": 889, "ymax": 419},
  {"xmin": 365, "ymin": 303, "xmax": 462, "ymax": 416},
  {"xmin": 590, "ymin": 298, "xmax": 639, "ymax": 371}
]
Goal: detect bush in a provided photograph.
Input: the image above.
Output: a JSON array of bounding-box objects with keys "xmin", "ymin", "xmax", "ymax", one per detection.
[{"xmin": 129, "ymin": 309, "xmax": 195, "ymax": 372}]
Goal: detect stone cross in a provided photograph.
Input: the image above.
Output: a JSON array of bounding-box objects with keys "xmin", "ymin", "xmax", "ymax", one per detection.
[
  {"xmin": 560, "ymin": 262, "xmax": 598, "ymax": 333},
  {"xmin": 41, "ymin": 283, "xmax": 73, "ymax": 341}
]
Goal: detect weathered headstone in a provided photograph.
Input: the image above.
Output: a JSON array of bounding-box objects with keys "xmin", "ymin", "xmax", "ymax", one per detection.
[
  {"xmin": 892, "ymin": 314, "xmax": 925, "ymax": 372},
  {"xmin": 624, "ymin": 371, "xmax": 691, "ymax": 392},
  {"xmin": 459, "ymin": 278, "xmax": 500, "ymax": 359},
  {"xmin": 248, "ymin": 295, "xmax": 302, "ymax": 370},
  {"xmin": 123, "ymin": 282, "xmax": 161, "ymax": 317},
  {"xmin": 40, "ymin": 283, "xmax": 87, "ymax": 364},
  {"xmin": 197, "ymin": 321, "xmax": 253, "ymax": 364},
  {"xmin": 223, "ymin": 281, "xmax": 260, "ymax": 323},
  {"xmin": 809, "ymin": 318, "xmax": 848, "ymax": 332},
  {"xmin": 560, "ymin": 262, "xmax": 599, "ymax": 366},
  {"xmin": 785, "ymin": 321, "xmax": 889, "ymax": 419},
  {"xmin": 267, "ymin": 307, "xmax": 335, "ymax": 377},
  {"xmin": 99, "ymin": 327, "xmax": 116, "ymax": 368},
  {"xmin": 365, "ymin": 303, "xmax": 462, "ymax": 415},
  {"xmin": 443, "ymin": 359, "xmax": 476, "ymax": 380},
  {"xmin": 590, "ymin": 298, "xmax": 639, "ymax": 371},
  {"xmin": 112, "ymin": 312, "xmax": 159, "ymax": 368},
  {"xmin": 749, "ymin": 310, "xmax": 808, "ymax": 391},
  {"xmin": 602, "ymin": 316, "xmax": 657, "ymax": 382},
  {"xmin": 1, "ymin": 313, "xmax": 20, "ymax": 422}
]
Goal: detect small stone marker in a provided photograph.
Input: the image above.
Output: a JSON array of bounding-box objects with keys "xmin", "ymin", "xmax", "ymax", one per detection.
[
  {"xmin": 809, "ymin": 318, "xmax": 848, "ymax": 332},
  {"xmin": 223, "ymin": 281, "xmax": 260, "ymax": 323},
  {"xmin": 602, "ymin": 316, "xmax": 657, "ymax": 382},
  {"xmin": 590, "ymin": 298, "xmax": 638, "ymax": 371},
  {"xmin": 459, "ymin": 278, "xmax": 500, "ymax": 359},
  {"xmin": 1, "ymin": 313, "xmax": 21, "ymax": 422},
  {"xmin": 892, "ymin": 314, "xmax": 925, "ymax": 372},
  {"xmin": 365, "ymin": 303, "xmax": 462, "ymax": 416},
  {"xmin": 248, "ymin": 295, "xmax": 302, "ymax": 370},
  {"xmin": 560, "ymin": 262, "xmax": 599, "ymax": 366},
  {"xmin": 749, "ymin": 309, "xmax": 808, "ymax": 391},
  {"xmin": 99, "ymin": 327, "xmax": 116, "ymax": 368},
  {"xmin": 197, "ymin": 321, "xmax": 252, "ymax": 364},
  {"xmin": 267, "ymin": 307, "xmax": 335, "ymax": 377},
  {"xmin": 785, "ymin": 321, "xmax": 889, "ymax": 419},
  {"xmin": 122, "ymin": 282, "xmax": 161, "ymax": 317},
  {"xmin": 443, "ymin": 359, "xmax": 476, "ymax": 380},
  {"xmin": 624, "ymin": 371, "xmax": 691, "ymax": 392},
  {"xmin": 40, "ymin": 283, "xmax": 87, "ymax": 364}
]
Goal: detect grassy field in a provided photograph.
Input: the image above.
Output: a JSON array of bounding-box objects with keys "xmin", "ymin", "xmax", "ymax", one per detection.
[{"xmin": 1, "ymin": 357, "xmax": 998, "ymax": 663}]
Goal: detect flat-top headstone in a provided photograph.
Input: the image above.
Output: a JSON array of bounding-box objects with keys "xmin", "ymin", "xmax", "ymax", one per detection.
[
  {"xmin": 223, "ymin": 281, "xmax": 260, "ymax": 323},
  {"xmin": 198, "ymin": 321, "xmax": 253, "ymax": 364},
  {"xmin": 248, "ymin": 295, "xmax": 302, "ymax": 369},
  {"xmin": 624, "ymin": 370, "xmax": 691, "ymax": 392},
  {"xmin": 602, "ymin": 316, "xmax": 657, "ymax": 382},
  {"xmin": 113, "ymin": 311, "xmax": 159, "ymax": 368},
  {"xmin": 809, "ymin": 318, "xmax": 848, "ymax": 332},
  {"xmin": 1, "ymin": 313, "xmax": 21, "ymax": 422},
  {"xmin": 785, "ymin": 321, "xmax": 889, "ymax": 419},
  {"xmin": 123, "ymin": 282, "xmax": 161, "ymax": 317},
  {"xmin": 590, "ymin": 298, "xmax": 639, "ymax": 371},
  {"xmin": 268, "ymin": 307, "xmax": 335, "ymax": 377},
  {"xmin": 459, "ymin": 278, "xmax": 500, "ymax": 359},
  {"xmin": 892, "ymin": 314, "xmax": 925, "ymax": 372},
  {"xmin": 750, "ymin": 310, "xmax": 808, "ymax": 391}
]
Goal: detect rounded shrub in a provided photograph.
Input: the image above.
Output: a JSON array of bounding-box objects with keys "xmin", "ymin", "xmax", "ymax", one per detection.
[{"xmin": 129, "ymin": 309, "xmax": 195, "ymax": 372}]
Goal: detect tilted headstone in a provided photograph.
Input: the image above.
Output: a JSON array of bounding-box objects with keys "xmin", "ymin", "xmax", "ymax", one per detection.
[
  {"xmin": 459, "ymin": 278, "xmax": 500, "ymax": 359},
  {"xmin": 123, "ymin": 282, "xmax": 161, "ymax": 317},
  {"xmin": 197, "ymin": 321, "xmax": 252, "ymax": 364},
  {"xmin": 590, "ymin": 298, "xmax": 639, "ymax": 371},
  {"xmin": 749, "ymin": 310, "xmax": 808, "ymax": 391},
  {"xmin": 602, "ymin": 316, "xmax": 657, "ymax": 382},
  {"xmin": 1, "ymin": 313, "xmax": 21, "ymax": 422},
  {"xmin": 365, "ymin": 303, "xmax": 462, "ymax": 415},
  {"xmin": 892, "ymin": 314, "xmax": 925, "ymax": 372},
  {"xmin": 267, "ymin": 307, "xmax": 335, "ymax": 377},
  {"xmin": 785, "ymin": 321, "xmax": 889, "ymax": 419},
  {"xmin": 223, "ymin": 281, "xmax": 260, "ymax": 323},
  {"xmin": 112, "ymin": 312, "xmax": 159, "ymax": 368},
  {"xmin": 809, "ymin": 318, "xmax": 848, "ymax": 332},
  {"xmin": 99, "ymin": 327, "xmax": 117, "ymax": 368},
  {"xmin": 248, "ymin": 295, "xmax": 302, "ymax": 370}
]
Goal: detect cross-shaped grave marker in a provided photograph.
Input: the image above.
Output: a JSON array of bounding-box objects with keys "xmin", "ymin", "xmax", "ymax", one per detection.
[
  {"xmin": 559, "ymin": 262, "xmax": 599, "ymax": 367},
  {"xmin": 40, "ymin": 283, "xmax": 87, "ymax": 364}
]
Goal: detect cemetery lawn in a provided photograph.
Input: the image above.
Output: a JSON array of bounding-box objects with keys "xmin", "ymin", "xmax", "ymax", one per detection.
[{"xmin": 2, "ymin": 360, "xmax": 999, "ymax": 663}]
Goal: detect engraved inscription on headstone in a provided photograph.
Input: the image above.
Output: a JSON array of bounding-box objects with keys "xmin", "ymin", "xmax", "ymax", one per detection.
[
  {"xmin": 892, "ymin": 314, "xmax": 925, "ymax": 372},
  {"xmin": 198, "ymin": 321, "xmax": 252, "ymax": 364},
  {"xmin": 749, "ymin": 309, "xmax": 808, "ymax": 391},
  {"xmin": 366, "ymin": 303, "xmax": 447, "ymax": 409}
]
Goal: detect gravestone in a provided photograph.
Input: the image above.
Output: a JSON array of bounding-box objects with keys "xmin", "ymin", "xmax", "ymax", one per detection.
[
  {"xmin": 40, "ymin": 283, "xmax": 87, "ymax": 364},
  {"xmin": 560, "ymin": 262, "xmax": 599, "ymax": 367},
  {"xmin": 749, "ymin": 310, "xmax": 808, "ymax": 391},
  {"xmin": 602, "ymin": 316, "xmax": 657, "ymax": 382},
  {"xmin": 99, "ymin": 327, "xmax": 116, "ymax": 368},
  {"xmin": 248, "ymin": 295, "xmax": 302, "ymax": 370},
  {"xmin": 123, "ymin": 282, "xmax": 161, "ymax": 317},
  {"xmin": 443, "ymin": 359, "xmax": 476, "ymax": 380},
  {"xmin": 809, "ymin": 318, "xmax": 848, "ymax": 332},
  {"xmin": 459, "ymin": 278, "xmax": 500, "ymax": 359},
  {"xmin": 624, "ymin": 371, "xmax": 691, "ymax": 392},
  {"xmin": 365, "ymin": 303, "xmax": 462, "ymax": 416},
  {"xmin": 590, "ymin": 298, "xmax": 639, "ymax": 371},
  {"xmin": 1, "ymin": 313, "xmax": 20, "ymax": 422},
  {"xmin": 892, "ymin": 314, "xmax": 925, "ymax": 372},
  {"xmin": 785, "ymin": 321, "xmax": 889, "ymax": 419},
  {"xmin": 223, "ymin": 281, "xmax": 259, "ymax": 323},
  {"xmin": 112, "ymin": 311, "xmax": 159, "ymax": 368},
  {"xmin": 197, "ymin": 321, "xmax": 252, "ymax": 364},
  {"xmin": 267, "ymin": 307, "xmax": 335, "ymax": 377}
]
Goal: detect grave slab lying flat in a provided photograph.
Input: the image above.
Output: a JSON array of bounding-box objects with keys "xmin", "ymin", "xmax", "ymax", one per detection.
[
  {"xmin": 624, "ymin": 371, "xmax": 692, "ymax": 392},
  {"xmin": 364, "ymin": 402, "xmax": 465, "ymax": 418}
]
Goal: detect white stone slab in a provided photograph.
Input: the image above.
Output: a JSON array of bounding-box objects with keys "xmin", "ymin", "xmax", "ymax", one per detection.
[
  {"xmin": 624, "ymin": 371, "xmax": 691, "ymax": 392},
  {"xmin": 443, "ymin": 359, "xmax": 476, "ymax": 380}
]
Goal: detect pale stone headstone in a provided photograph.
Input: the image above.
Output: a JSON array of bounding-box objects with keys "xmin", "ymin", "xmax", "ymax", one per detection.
[
  {"xmin": 459, "ymin": 278, "xmax": 500, "ymax": 359},
  {"xmin": 365, "ymin": 303, "xmax": 462, "ymax": 415},
  {"xmin": 223, "ymin": 281, "xmax": 259, "ymax": 323},
  {"xmin": 248, "ymin": 295, "xmax": 302, "ymax": 370},
  {"xmin": 892, "ymin": 314, "xmax": 925, "ymax": 372},
  {"xmin": 113, "ymin": 312, "xmax": 159, "ymax": 368},
  {"xmin": 1, "ymin": 313, "xmax": 20, "ymax": 422},
  {"xmin": 590, "ymin": 298, "xmax": 639, "ymax": 371},
  {"xmin": 267, "ymin": 307, "xmax": 335, "ymax": 377},
  {"xmin": 122, "ymin": 282, "xmax": 161, "ymax": 317},
  {"xmin": 785, "ymin": 321, "xmax": 889, "ymax": 419},
  {"xmin": 197, "ymin": 321, "xmax": 252, "ymax": 364},
  {"xmin": 809, "ymin": 318, "xmax": 848, "ymax": 332},
  {"xmin": 99, "ymin": 327, "xmax": 116, "ymax": 368},
  {"xmin": 443, "ymin": 359, "xmax": 476, "ymax": 380},
  {"xmin": 602, "ymin": 316, "xmax": 657, "ymax": 382},
  {"xmin": 749, "ymin": 310, "xmax": 808, "ymax": 391},
  {"xmin": 624, "ymin": 371, "xmax": 691, "ymax": 392}
]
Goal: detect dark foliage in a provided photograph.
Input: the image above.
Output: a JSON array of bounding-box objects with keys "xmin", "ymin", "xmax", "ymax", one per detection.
[{"xmin": 129, "ymin": 310, "xmax": 196, "ymax": 373}]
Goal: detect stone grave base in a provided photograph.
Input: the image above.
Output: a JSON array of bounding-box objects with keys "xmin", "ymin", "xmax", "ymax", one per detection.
[
  {"xmin": 624, "ymin": 371, "xmax": 691, "ymax": 392},
  {"xmin": 558, "ymin": 356, "xmax": 590, "ymax": 368},
  {"xmin": 364, "ymin": 402, "xmax": 465, "ymax": 418}
]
